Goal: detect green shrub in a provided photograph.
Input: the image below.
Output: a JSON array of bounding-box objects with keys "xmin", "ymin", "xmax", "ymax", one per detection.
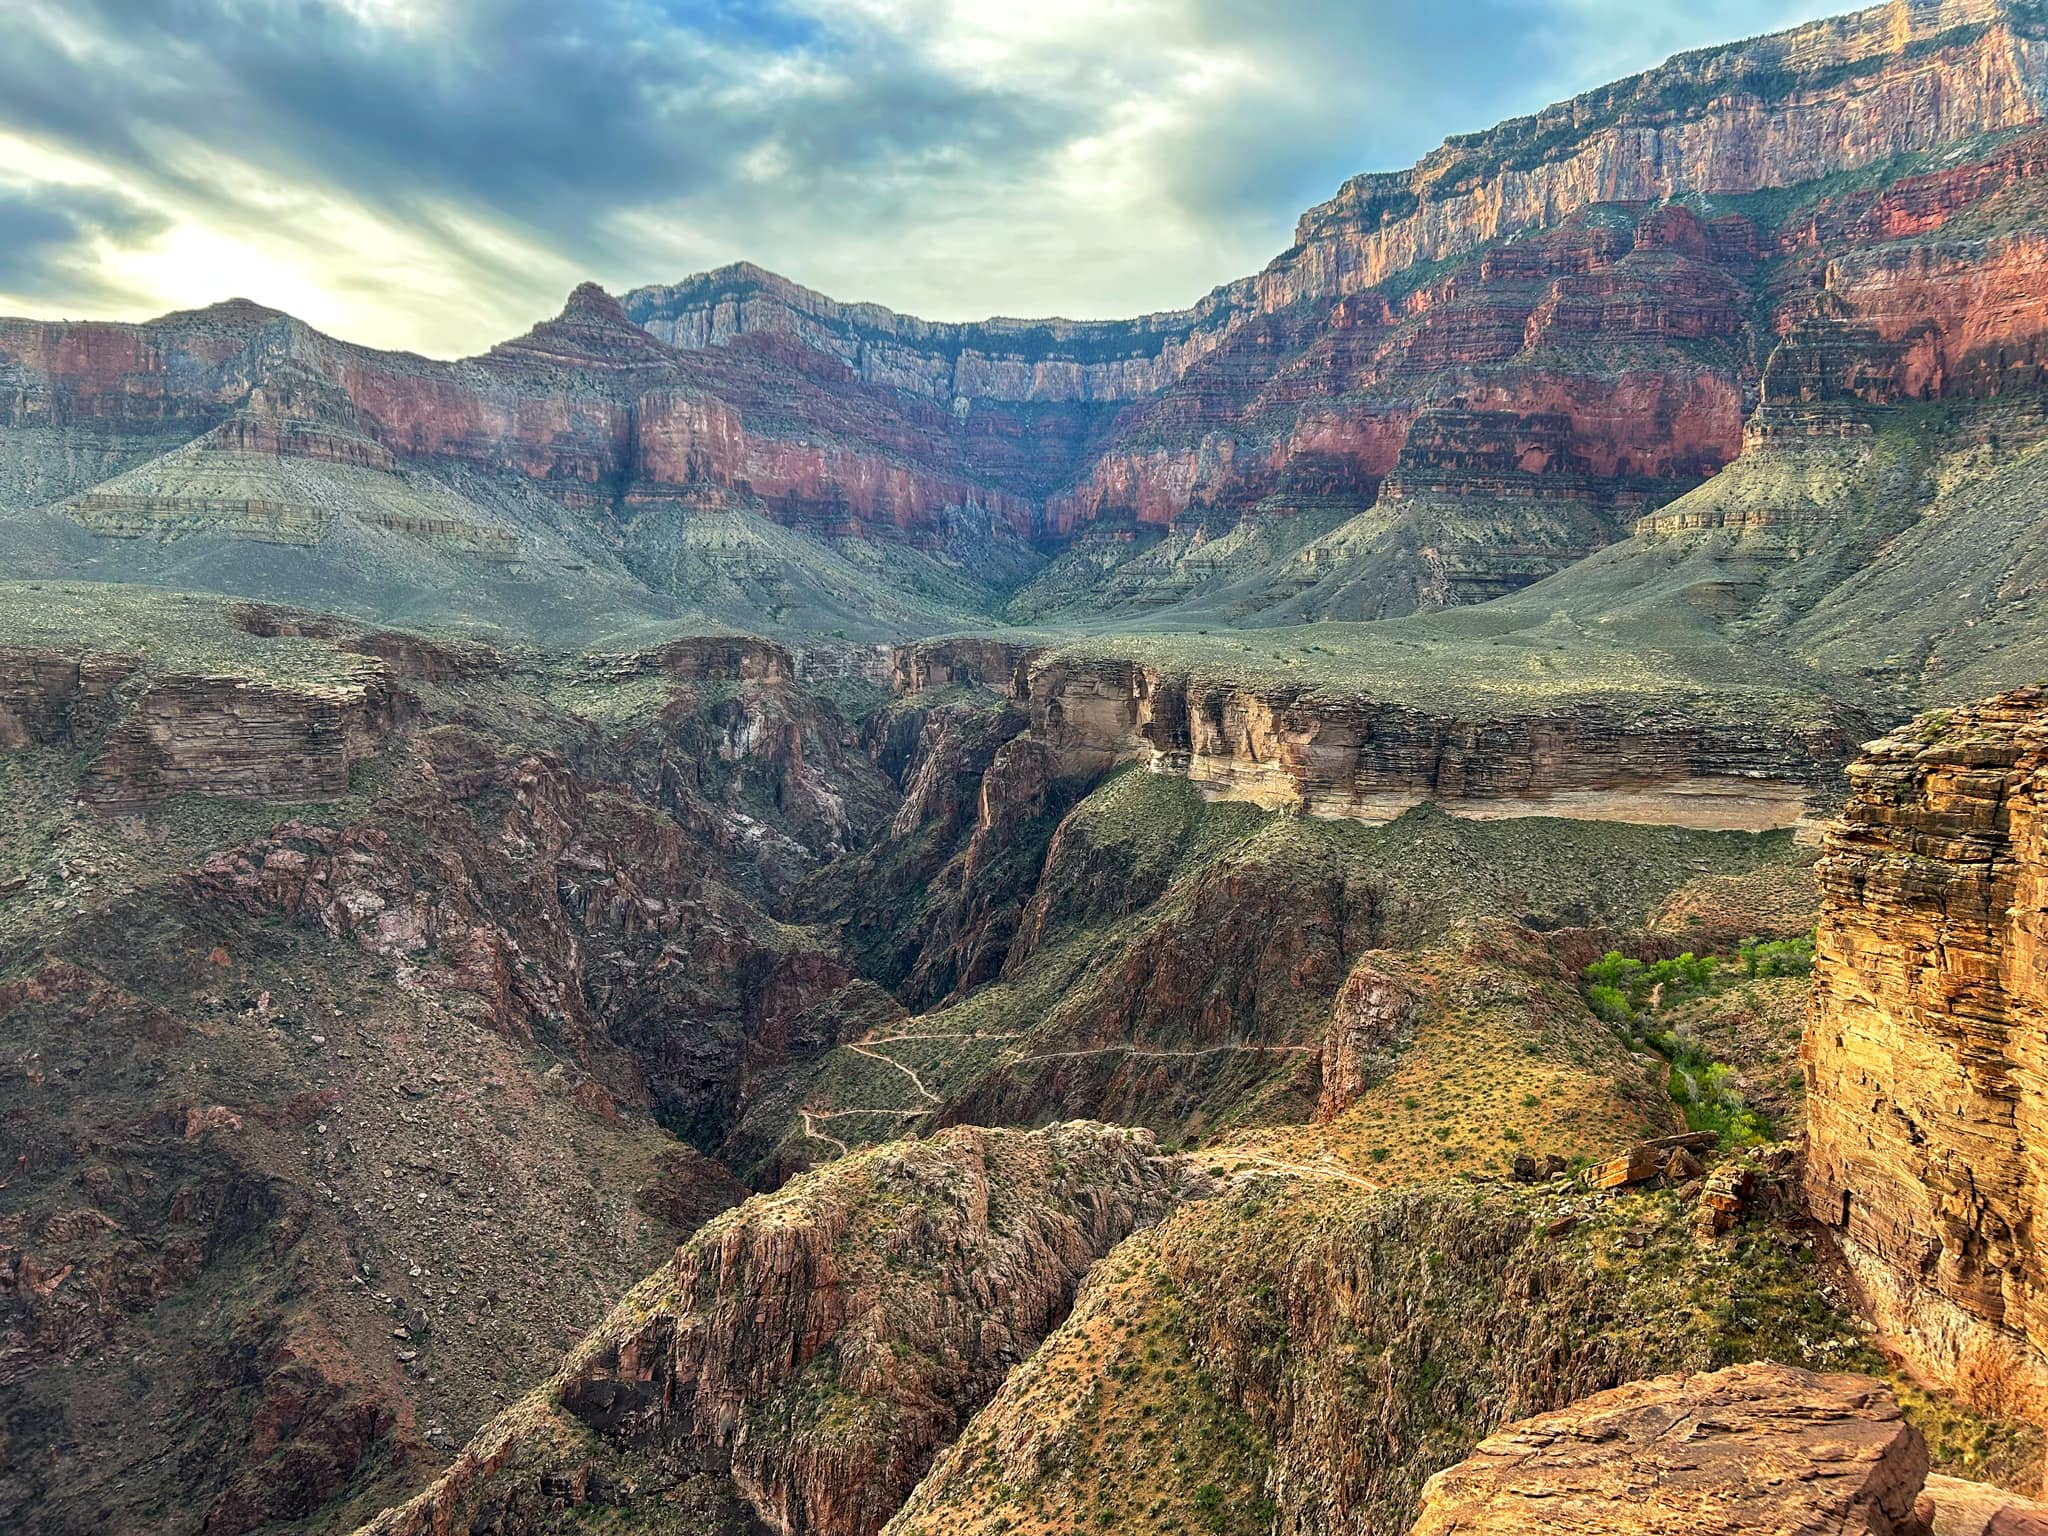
[
  {"xmin": 1586, "ymin": 984, "xmax": 1633, "ymax": 1026},
  {"xmin": 1740, "ymin": 934, "xmax": 1815, "ymax": 979}
]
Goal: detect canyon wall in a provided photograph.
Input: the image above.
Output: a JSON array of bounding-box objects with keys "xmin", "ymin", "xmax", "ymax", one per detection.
[
  {"xmin": 1017, "ymin": 654, "xmax": 1855, "ymax": 830},
  {"xmin": 5, "ymin": 0, "xmax": 2048, "ymax": 614},
  {"xmin": 628, "ymin": 2, "xmax": 2048, "ymax": 411},
  {"xmin": 1805, "ymin": 686, "xmax": 2048, "ymax": 1417},
  {"xmin": 352, "ymin": 1123, "xmax": 1189, "ymax": 1536}
]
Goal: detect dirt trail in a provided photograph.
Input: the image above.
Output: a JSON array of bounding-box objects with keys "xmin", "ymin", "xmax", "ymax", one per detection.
[{"xmin": 847, "ymin": 1040, "xmax": 942, "ymax": 1104}]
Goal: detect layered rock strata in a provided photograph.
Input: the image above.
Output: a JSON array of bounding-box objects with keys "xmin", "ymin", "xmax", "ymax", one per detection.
[
  {"xmin": 1020, "ymin": 654, "xmax": 1854, "ymax": 829},
  {"xmin": 1805, "ymin": 686, "xmax": 2048, "ymax": 1417},
  {"xmin": 1407, "ymin": 1363, "xmax": 1930, "ymax": 1536},
  {"xmin": 4, "ymin": 0, "xmax": 2046, "ymax": 626},
  {"xmin": 81, "ymin": 670, "xmax": 399, "ymax": 811}
]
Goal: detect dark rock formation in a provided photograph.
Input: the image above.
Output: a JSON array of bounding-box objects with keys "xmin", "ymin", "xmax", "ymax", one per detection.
[{"xmin": 350, "ymin": 1124, "xmax": 1189, "ymax": 1536}]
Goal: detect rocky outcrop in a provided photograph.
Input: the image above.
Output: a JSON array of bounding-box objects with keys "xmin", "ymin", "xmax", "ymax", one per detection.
[
  {"xmin": 1805, "ymin": 686, "xmax": 2048, "ymax": 1419},
  {"xmin": 889, "ymin": 637, "xmax": 1033, "ymax": 696},
  {"xmin": 1315, "ymin": 963, "xmax": 1419, "ymax": 1121},
  {"xmin": 1407, "ymin": 1363, "xmax": 1930, "ymax": 1536},
  {"xmin": 351, "ymin": 1123, "xmax": 1189, "ymax": 1536},
  {"xmin": 0, "ymin": 646, "xmax": 138, "ymax": 749},
  {"xmin": 584, "ymin": 633, "xmax": 796, "ymax": 686},
  {"xmin": 1019, "ymin": 653, "xmax": 1854, "ymax": 828},
  {"xmin": 625, "ymin": 261, "xmax": 1231, "ymax": 408},
  {"xmin": 1919, "ymin": 1474, "xmax": 2048, "ymax": 1533},
  {"xmin": 80, "ymin": 668, "xmax": 399, "ymax": 811}
]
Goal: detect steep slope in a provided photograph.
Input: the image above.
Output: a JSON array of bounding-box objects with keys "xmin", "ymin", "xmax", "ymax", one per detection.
[
  {"xmin": 0, "ymin": 588, "xmax": 914, "ymax": 1532},
  {"xmin": 0, "ymin": 288, "xmax": 1045, "ymax": 641},
  {"xmin": 350, "ymin": 1123, "xmax": 1189, "ymax": 1536},
  {"xmin": 888, "ymin": 1165, "xmax": 1883, "ymax": 1536}
]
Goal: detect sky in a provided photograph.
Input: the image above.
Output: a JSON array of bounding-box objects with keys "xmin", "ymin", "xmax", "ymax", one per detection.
[{"xmin": 0, "ymin": 0, "xmax": 1849, "ymax": 357}]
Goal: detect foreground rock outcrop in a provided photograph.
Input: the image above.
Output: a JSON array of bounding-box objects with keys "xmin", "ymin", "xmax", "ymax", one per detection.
[
  {"xmin": 889, "ymin": 1164, "xmax": 1878, "ymax": 1536},
  {"xmin": 352, "ymin": 1124, "xmax": 1189, "ymax": 1536},
  {"xmin": 1805, "ymin": 687, "xmax": 2048, "ymax": 1418},
  {"xmin": 1409, "ymin": 1363, "xmax": 1929, "ymax": 1536}
]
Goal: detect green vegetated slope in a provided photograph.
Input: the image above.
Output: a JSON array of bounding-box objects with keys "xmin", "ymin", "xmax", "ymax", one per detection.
[
  {"xmin": 886, "ymin": 1171, "xmax": 1907, "ymax": 1536},
  {"xmin": 753, "ymin": 763, "xmax": 1818, "ymax": 1176}
]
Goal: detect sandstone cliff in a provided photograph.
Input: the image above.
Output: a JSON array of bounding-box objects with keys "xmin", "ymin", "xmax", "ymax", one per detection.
[
  {"xmin": 1016, "ymin": 648, "xmax": 1856, "ymax": 830},
  {"xmin": 1806, "ymin": 686, "xmax": 2048, "ymax": 1418}
]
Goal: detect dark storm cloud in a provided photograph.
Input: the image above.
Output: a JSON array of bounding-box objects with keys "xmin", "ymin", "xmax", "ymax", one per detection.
[
  {"xmin": 0, "ymin": 0, "xmax": 1062, "ymax": 263},
  {"xmin": 0, "ymin": 182, "xmax": 165, "ymax": 301}
]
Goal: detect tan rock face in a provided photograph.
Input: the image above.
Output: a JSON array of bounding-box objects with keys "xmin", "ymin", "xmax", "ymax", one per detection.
[
  {"xmin": 0, "ymin": 646, "xmax": 137, "ymax": 749},
  {"xmin": 81, "ymin": 670, "xmax": 399, "ymax": 811},
  {"xmin": 1018, "ymin": 654, "xmax": 1855, "ymax": 828},
  {"xmin": 1920, "ymin": 1473, "xmax": 2048, "ymax": 1535},
  {"xmin": 889, "ymin": 637, "xmax": 1032, "ymax": 697},
  {"xmin": 1408, "ymin": 1362, "xmax": 1931, "ymax": 1536},
  {"xmin": 1805, "ymin": 686, "xmax": 2048, "ymax": 1418}
]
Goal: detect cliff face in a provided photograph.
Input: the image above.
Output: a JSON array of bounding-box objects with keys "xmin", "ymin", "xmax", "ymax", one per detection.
[
  {"xmin": 1281, "ymin": 0, "xmax": 2047, "ymax": 311},
  {"xmin": 350, "ymin": 1123, "xmax": 1189, "ymax": 1536},
  {"xmin": 6, "ymin": 1, "xmax": 2048, "ymax": 636},
  {"xmin": 624, "ymin": 0, "xmax": 2048, "ymax": 627},
  {"xmin": 1017, "ymin": 652, "xmax": 1853, "ymax": 830},
  {"xmin": 1805, "ymin": 686, "xmax": 2048, "ymax": 1418}
]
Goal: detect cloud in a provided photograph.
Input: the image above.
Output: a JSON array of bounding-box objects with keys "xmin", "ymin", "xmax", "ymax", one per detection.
[
  {"xmin": 0, "ymin": 0, "xmax": 1846, "ymax": 354},
  {"xmin": 0, "ymin": 180, "xmax": 166, "ymax": 306}
]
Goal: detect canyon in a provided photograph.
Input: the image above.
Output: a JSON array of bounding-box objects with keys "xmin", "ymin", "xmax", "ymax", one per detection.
[
  {"xmin": 10, "ymin": 1, "xmax": 2048, "ymax": 1534},
  {"xmin": 0, "ymin": 2, "xmax": 2044, "ymax": 648}
]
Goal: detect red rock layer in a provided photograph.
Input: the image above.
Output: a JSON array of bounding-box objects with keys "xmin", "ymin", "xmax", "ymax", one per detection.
[{"xmin": 3, "ymin": 0, "xmax": 2046, "ymax": 569}]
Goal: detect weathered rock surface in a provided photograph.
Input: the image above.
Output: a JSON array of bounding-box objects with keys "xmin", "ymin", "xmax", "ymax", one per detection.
[
  {"xmin": 1920, "ymin": 1473, "xmax": 2048, "ymax": 1534},
  {"xmin": 1806, "ymin": 686, "xmax": 2048, "ymax": 1418},
  {"xmin": 350, "ymin": 1123, "xmax": 1190, "ymax": 1536},
  {"xmin": 0, "ymin": 599, "xmax": 916, "ymax": 1533},
  {"xmin": 83, "ymin": 670, "xmax": 400, "ymax": 811},
  {"xmin": 1019, "ymin": 652, "xmax": 1857, "ymax": 828},
  {"xmin": 1407, "ymin": 1363, "xmax": 1930, "ymax": 1536}
]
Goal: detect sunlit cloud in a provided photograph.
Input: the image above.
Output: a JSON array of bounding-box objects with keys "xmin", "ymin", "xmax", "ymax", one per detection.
[{"xmin": 0, "ymin": 0, "xmax": 1846, "ymax": 356}]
